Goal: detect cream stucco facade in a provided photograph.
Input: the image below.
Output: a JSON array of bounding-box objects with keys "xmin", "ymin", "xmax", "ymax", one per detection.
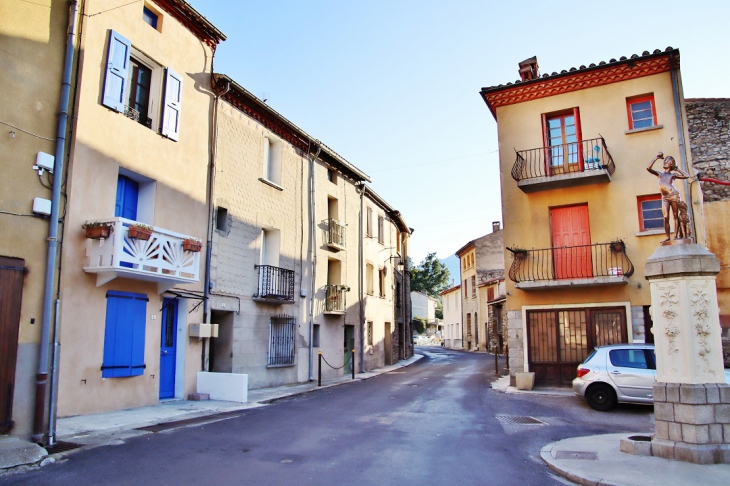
[
  {"xmin": 53, "ymin": 0, "xmax": 224, "ymax": 421},
  {"xmin": 481, "ymin": 49, "xmax": 704, "ymax": 387},
  {"xmin": 0, "ymin": 0, "xmax": 70, "ymax": 438}
]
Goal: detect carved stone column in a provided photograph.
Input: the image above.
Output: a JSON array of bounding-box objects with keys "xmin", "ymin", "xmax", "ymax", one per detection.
[{"xmin": 645, "ymin": 243, "xmax": 730, "ymax": 464}]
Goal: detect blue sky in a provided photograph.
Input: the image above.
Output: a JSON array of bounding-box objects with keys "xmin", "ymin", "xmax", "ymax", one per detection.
[{"xmin": 190, "ymin": 0, "xmax": 730, "ymax": 266}]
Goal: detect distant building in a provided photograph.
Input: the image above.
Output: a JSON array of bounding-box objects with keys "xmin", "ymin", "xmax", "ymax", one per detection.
[
  {"xmin": 454, "ymin": 222, "xmax": 505, "ymax": 351},
  {"xmin": 439, "ymin": 285, "xmax": 462, "ymax": 348}
]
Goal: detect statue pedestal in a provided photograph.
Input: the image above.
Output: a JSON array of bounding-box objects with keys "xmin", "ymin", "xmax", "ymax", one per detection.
[{"xmin": 645, "ymin": 243, "xmax": 730, "ymax": 464}]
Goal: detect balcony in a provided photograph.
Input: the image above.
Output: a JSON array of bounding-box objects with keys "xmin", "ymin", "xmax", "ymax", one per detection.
[
  {"xmin": 253, "ymin": 264, "xmax": 295, "ymax": 304},
  {"xmin": 326, "ymin": 219, "xmax": 346, "ymax": 251},
  {"xmin": 512, "ymin": 137, "xmax": 615, "ymax": 193},
  {"xmin": 84, "ymin": 218, "xmax": 200, "ymax": 292},
  {"xmin": 508, "ymin": 242, "xmax": 634, "ymax": 290},
  {"xmin": 324, "ymin": 285, "xmax": 347, "ymax": 314}
]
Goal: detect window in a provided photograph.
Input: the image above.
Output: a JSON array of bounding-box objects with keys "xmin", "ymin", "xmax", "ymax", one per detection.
[
  {"xmin": 455, "ymin": 294, "xmax": 459, "ymax": 309},
  {"xmin": 260, "ymin": 229, "xmax": 281, "ymax": 267},
  {"xmin": 463, "ymin": 280, "xmax": 467, "ymax": 298},
  {"xmin": 627, "ymin": 94, "xmax": 657, "ymax": 130},
  {"xmin": 396, "ymin": 230, "xmax": 401, "ymax": 253},
  {"xmin": 471, "ymin": 276, "xmax": 476, "ymax": 298},
  {"xmin": 367, "ymin": 321, "xmax": 373, "ymax": 346},
  {"xmin": 366, "ymin": 207, "xmax": 373, "ymax": 237},
  {"xmin": 260, "ymin": 137, "xmax": 282, "ymax": 187},
  {"xmin": 102, "ymin": 30, "xmax": 182, "ymax": 140},
  {"xmin": 327, "ymin": 168, "xmax": 336, "ymax": 184},
  {"xmin": 268, "ymin": 314, "xmax": 296, "ymax": 366},
  {"xmin": 542, "ymin": 108, "xmax": 581, "ymax": 172},
  {"xmin": 445, "ymin": 295, "xmax": 449, "ymax": 310},
  {"xmin": 366, "ymin": 263, "xmax": 374, "ymax": 295},
  {"xmin": 377, "ymin": 215, "xmax": 384, "ymax": 244},
  {"xmin": 379, "ymin": 268, "xmax": 386, "ymax": 298},
  {"xmin": 487, "ymin": 287, "xmax": 495, "ymax": 302},
  {"xmin": 312, "ymin": 324, "xmax": 320, "ymax": 348},
  {"xmin": 216, "ymin": 207, "xmax": 229, "ymax": 232},
  {"xmin": 638, "ymin": 195, "xmax": 663, "ymax": 231},
  {"xmin": 102, "ymin": 291, "xmax": 148, "ymax": 378},
  {"xmin": 142, "ymin": 7, "xmax": 159, "ymax": 29},
  {"xmin": 609, "ymin": 349, "xmax": 651, "ymax": 370}
]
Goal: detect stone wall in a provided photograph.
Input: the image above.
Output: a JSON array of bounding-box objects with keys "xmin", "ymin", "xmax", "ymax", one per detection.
[
  {"xmin": 506, "ymin": 310, "xmax": 524, "ymax": 385},
  {"xmin": 687, "ymin": 99, "xmax": 730, "ymax": 202}
]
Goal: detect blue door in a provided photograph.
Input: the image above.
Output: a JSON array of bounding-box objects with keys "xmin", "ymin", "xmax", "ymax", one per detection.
[
  {"xmin": 159, "ymin": 298, "xmax": 178, "ymax": 399},
  {"xmin": 115, "ymin": 175, "xmax": 139, "ymax": 220}
]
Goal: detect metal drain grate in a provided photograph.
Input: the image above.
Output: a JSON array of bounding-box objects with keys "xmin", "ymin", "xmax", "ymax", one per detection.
[
  {"xmin": 135, "ymin": 411, "xmax": 243, "ymax": 433},
  {"xmin": 555, "ymin": 450, "xmax": 598, "ymax": 460},
  {"xmin": 495, "ymin": 415, "xmax": 548, "ymax": 426},
  {"xmin": 44, "ymin": 441, "xmax": 83, "ymax": 455}
]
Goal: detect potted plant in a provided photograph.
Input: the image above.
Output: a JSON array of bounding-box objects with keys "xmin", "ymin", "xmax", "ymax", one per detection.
[
  {"xmin": 182, "ymin": 237, "xmax": 203, "ymax": 252},
  {"xmin": 609, "ymin": 239, "xmax": 625, "ymax": 253},
  {"xmin": 511, "ymin": 248, "xmax": 529, "ymax": 261},
  {"xmin": 128, "ymin": 223, "xmax": 153, "ymax": 241},
  {"xmin": 82, "ymin": 221, "xmax": 113, "ymax": 239}
]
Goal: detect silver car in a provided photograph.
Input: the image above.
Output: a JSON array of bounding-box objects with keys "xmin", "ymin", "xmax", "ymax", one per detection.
[{"xmin": 573, "ymin": 343, "xmax": 730, "ymax": 411}]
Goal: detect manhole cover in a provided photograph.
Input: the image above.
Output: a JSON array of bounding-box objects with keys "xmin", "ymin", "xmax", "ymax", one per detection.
[
  {"xmin": 44, "ymin": 441, "xmax": 83, "ymax": 455},
  {"xmin": 555, "ymin": 450, "xmax": 598, "ymax": 460},
  {"xmin": 495, "ymin": 415, "xmax": 548, "ymax": 426}
]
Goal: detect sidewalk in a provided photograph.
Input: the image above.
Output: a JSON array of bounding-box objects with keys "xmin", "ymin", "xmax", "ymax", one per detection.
[
  {"xmin": 490, "ymin": 374, "xmax": 574, "ymax": 397},
  {"xmin": 1, "ymin": 354, "xmax": 423, "ymax": 472},
  {"xmin": 542, "ymin": 433, "xmax": 730, "ymax": 486}
]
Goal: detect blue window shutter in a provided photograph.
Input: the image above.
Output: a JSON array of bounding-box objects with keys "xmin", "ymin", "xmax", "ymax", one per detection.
[
  {"xmin": 102, "ymin": 291, "xmax": 148, "ymax": 378},
  {"xmin": 130, "ymin": 297, "xmax": 147, "ymax": 376},
  {"xmin": 102, "ymin": 30, "xmax": 131, "ymax": 113},
  {"xmin": 161, "ymin": 68, "xmax": 183, "ymax": 141}
]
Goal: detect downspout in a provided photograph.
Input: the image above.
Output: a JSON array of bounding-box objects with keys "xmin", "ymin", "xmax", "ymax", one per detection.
[
  {"xmin": 204, "ymin": 65, "xmax": 229, "ymax": 371},
  {"xmin": 357, "ymin": 184, "xmax": 365, "ymax": 373},
  {"xmin": 307, "ymin": 143, "xmax": 322, "ymax": 381},
  {"xmin": 669, "ymin": 54, "xmax": 696, "ymax": 240},
  {"xmin": 34, "ymin": 0, "xmax": 78, "ymax": 444}
]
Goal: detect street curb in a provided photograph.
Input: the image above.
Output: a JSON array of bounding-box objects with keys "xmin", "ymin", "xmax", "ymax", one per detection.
[{"xmin": 541, "ymin": 442, "xmax": 607, "ymax": 486}]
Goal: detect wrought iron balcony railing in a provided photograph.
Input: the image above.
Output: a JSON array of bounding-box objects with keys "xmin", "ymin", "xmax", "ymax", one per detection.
[
  {"xmin": 507, "ymin": 242, "xmax": 634, "ymax": 285},
  {"xmin": 327, "ymin": 218, "xmax": 346, "ymax": 250},
  {"xmin": 124, "ymin": 105, "xmax": 152, "ymax": 128},
  {"xmin": 83, "ymin": 217, "xmax": 200, "ymax": 290},
  {"xmin": 325, "ymin": 285, "xmax": 347, "ymax": 313},
  {"xmin": 254, "ymin": 265, "xmax": 295, "ymax": 302},
  {"xmin": 512, "ymin": 137, "xmax": 615, "ymax": 182}
]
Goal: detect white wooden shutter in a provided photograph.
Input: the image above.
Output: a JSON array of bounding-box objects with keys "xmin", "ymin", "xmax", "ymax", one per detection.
[
  {"xmin": 102, "ymin": 30, "xmax": 131, "ymax": 113},
  {"xmin": 161, "ymin": 68, "xmax": 183, "ymax": 141}
]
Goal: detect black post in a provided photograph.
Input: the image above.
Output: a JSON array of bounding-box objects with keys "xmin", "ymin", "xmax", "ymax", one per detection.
[
  {"xmin": 495, "ymin": 344, "xmax": 498, "ymax": 375},
  {"xmin": 318, "ymin": 351, "xmax": 322, "ymax": 387},
  {"xmin": 351, "ymin": 349, "xmax": 355, "ymax": 379}
]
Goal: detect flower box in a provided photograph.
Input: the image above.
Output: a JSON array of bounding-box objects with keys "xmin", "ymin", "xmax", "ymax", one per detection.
[
  {"xmin": 128, "ymin": 225, "xmax": 152, "ymax": 241},
  {"xmin": 182, "ymin": 239, "xmax": 203, "ymax": 252},
  {"xmin": 84, "ymin": 224, "xmax": 111, "ymax": 240}
]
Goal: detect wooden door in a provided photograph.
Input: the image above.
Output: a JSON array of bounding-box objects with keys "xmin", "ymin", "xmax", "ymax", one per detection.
[
  {"xmin": 384, "ymin": 323, "xmax": 392, "ymax": 366},
  {"xmin": 0, "ymin": 257, "xmax": 25, "ymax": 433},
  {"xmin": 551, "ymin": 205, "xmax": 592, "ymax": 279}
]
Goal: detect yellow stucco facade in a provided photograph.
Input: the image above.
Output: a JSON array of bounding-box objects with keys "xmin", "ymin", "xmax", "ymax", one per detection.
[
  {"xmin": 483, "ymin": 50, "xmax": 703, "ymax": 386},
  {"xmin": 0, "ymin": 0, "xmax": 69, "ymax": 437}
]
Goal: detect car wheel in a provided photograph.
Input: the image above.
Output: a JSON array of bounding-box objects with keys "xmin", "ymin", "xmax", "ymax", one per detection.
[{"xmin": 586, "ymin": 383, "xmax": 617, "ymax": 411}]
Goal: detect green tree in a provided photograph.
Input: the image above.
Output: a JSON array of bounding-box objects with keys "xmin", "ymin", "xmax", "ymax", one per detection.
[{"xmin": 410, "ymin": 252, "xmax": 450, "ymax": 297}]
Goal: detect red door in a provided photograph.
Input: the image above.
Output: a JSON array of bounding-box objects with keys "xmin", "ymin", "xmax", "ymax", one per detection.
[{"xmin": 551, "ymin": 205, "xmax": 592, "ymax": 279}]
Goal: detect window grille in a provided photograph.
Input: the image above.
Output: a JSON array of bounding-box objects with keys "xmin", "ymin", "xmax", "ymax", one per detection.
[{"xmin": 268, "ymin": 314, "xmax": 296, "ymax": 366}]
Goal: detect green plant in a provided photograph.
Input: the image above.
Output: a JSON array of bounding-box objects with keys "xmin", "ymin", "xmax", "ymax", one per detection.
[
  {"xmin": 337, "ymin": 285, "xmax": 351, "ymax": 292},
  {"xmin": 130, "ymin": 223, "xmax": 153, "ymax": 231},
  {"xmin": 183, "ymin": 237, "xmax": 202, "ymax": 244},
  {"xmin": 82, "ymin": 221, "xmax": 112, "ymax": 229}
]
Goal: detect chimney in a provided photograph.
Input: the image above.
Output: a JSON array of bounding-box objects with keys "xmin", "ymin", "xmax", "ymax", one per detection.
[
  {"xmin": 518, "ymin": 56, "xmax": 539, "ymax": 81},
  {"xmin": 492, "ymin": 221, "xmax": 501, "ymax": 233}
]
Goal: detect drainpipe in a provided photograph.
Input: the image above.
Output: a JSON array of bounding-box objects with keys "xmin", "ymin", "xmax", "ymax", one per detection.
[
  {"xmin": 669, "ymin": 54, "xmax": 696, "ymax": 240},
  {"xmin": 307, "ymin": 143, "xmax": 322, "ymax": 381},
  {"xmin": 47, "ymin": 299, "xmax": 61, "ymax": 445},
  {"xmin": 34, "ymin": 0, "xmax": 78, "ymax": 444},
  {"xmin": 203, "ymin": 68, "xmax": 229, "ymax": 372},
  {"xmin": 356, "ymin": 184, "xmax": 365, "ymax": 373}
]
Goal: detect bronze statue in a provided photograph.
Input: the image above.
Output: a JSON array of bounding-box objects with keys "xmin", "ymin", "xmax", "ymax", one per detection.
[
  {"xmin": 647, "ymin": 152, "xmax": 690, "ymax": 242},
  {"xmin": 678, "ymin": 200, "xmax": 692, "ymax": 240}
]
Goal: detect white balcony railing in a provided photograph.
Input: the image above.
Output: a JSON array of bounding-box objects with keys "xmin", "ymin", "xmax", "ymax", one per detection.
[
  {"xmin": 84, "ymin": 217, "xmax": 201, "ymax": 291},
  {"xmin": 326, "ymin": 218, "xmax": 346, "ymax": 250}
]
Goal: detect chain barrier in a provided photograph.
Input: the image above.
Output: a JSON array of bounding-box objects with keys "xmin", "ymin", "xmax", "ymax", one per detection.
[{"xmin": 318, "ymin": 349, "xmax": 355, "ymax": 386}]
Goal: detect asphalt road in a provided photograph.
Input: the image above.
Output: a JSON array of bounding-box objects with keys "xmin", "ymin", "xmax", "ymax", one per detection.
[{"xmin": 2, "ymin": 347, "xmax": 654, "ymax": 485}]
